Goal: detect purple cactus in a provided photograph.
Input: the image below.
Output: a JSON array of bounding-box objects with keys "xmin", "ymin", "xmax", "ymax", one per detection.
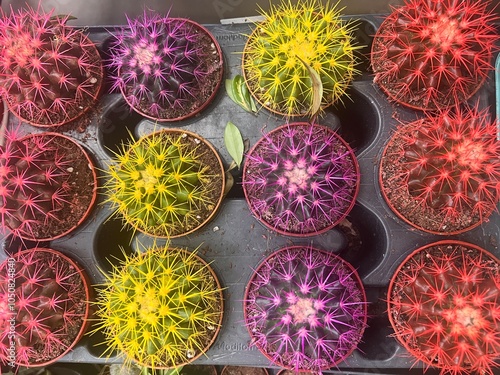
[
  {"xmin": 243, "ymin": 123, "xmax": 359, "ymax": 236},
  {"xmin": 107, "ymin": 11, "xmax": 223, "ymax": 121},
  {"xmin": 244, "ymin": 246, "xmax": 367, "ymax": 372}
]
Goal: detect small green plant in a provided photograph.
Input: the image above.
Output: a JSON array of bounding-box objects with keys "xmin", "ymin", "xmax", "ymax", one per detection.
[
  {"xmin": 104, "ymin": 130, "xmax": 224, "ymax": 237},
  {"xmin": 93, "ymin": 244, "xmax": 223, "ymax": 369},
  {"xmin": 242, "ymin": 0, "xmax": 360, "ymax": 117}
]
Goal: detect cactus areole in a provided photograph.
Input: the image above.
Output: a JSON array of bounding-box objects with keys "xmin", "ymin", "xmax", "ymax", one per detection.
[
  {"xmin": 94, "ymin": 245, "xmax": 223, "ymax": 369},
  {"xmin": 243, "ymin": 123, "xmax": 359, "ymax": 236},
  {"xmin": 242, "ymin": 0, "xmax": 359, "ymax": 117},
  {"xmin": 388, "ymin": 241, "xmax": 500, "ymax": 375},
  {"xmin": 0, "ymin": 6, "xmax": 103, "ymax": 127},
  {"xmin": 0, "ymin": 132, "xmax": 98, "ymax": 241},
  {"xmin": 379, "ymin": 105, "xmax": 500, "ymax": 234},
  {"xmin": 104, "ymin": 129, "xmax": 225, "ymax": 238},
  {"xmin": 107, "ymin": 13, "xmax": 223, "ymax": 121},
  {"xmin": 371, "ymin": 0, "xmax": 498, "ymax": 111},
  {"xmin": 0, "ymin": 248, "xmax": 90, "ymax": 367},
  {"xmin": 244, "ymin": 246, "xmax": 367, "ymax": 372}
]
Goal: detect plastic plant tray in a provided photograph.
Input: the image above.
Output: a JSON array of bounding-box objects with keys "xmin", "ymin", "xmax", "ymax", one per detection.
[{"xmin": 1, "ymin": 15, "xmax": 499, "ymax": 375}]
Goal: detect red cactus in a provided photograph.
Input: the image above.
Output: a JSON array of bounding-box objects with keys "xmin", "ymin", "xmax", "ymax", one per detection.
[
  {"xmin": 379, "ymin": 104, "xmax": 500, "ymax": 234},
  {"xmin": 0, "ymin": 248, "xmax": 90, "ymax": 367},
  {"xmin": 371, "ymin": 0, "xmax": 498, "ymax": 110},
  {"xmin": 0, "ymin": 5, "xmax": 103, "ymax": 126},
  {"xmin": 388, "ymin": 241, "xmax": 500, "ymax": 375},
  {"xmin": 0, "ymin": 130, "xmax": 98, "ymax": 240}
]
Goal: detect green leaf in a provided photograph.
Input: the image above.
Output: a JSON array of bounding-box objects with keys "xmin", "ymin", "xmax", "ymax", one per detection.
[
  {"xmin": 297, "ymin": 56, "xmax": 323, "ymax": 118},
  {"xmin": 224, "ymin": 121, "xmax": 244, "ymax": 169},
  {"xmin": 225, "ymin": 75, "xmax": 257, "ymax": 114}
]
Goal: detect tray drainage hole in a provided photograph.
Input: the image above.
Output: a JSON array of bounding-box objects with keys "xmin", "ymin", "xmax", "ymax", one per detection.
[
  {"xmin": 358, "ymin": 315, "xmax": 399, "ymax": 360},
  {"xmin": 338, "ymin": 204, "xmax": 387, "ymax": 278},
  {"xmin": 331, "ymin": 87, "xmax": 380, "ymax": 152},
  {"xmin": 98, "ymin": 96, "xmax": 143, "ymax": 158},
  {"xmin": 94, "ymin": 217, "xmax": 134, "ymax": 273}
]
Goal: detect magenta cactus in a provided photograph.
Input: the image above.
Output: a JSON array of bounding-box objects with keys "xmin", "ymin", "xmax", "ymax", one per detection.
[
  {"xmin": 0, "ymin": 248, "xmax": 90, "ymax": 367},
  {"xmin": 244, "ymin": 246, "xmax": 367, "ymax": 372},
  {"xmin": 371, "ymin": 0, "xmax": 498, "ymax": 110},
  {"xmin": 380, "ymin": 104, "xmax": 500, "ymax": 234},
  {"xmin": 0, "ymin": 5, "xmax": 103, "ymax": 126},
  {"xmin": 388, "ymin": 241, "xmax": 500, "ymax": 375},
  {"xmin": 107, "ymin": 11, "xmax": 223, "ymax": 121},
  {"xmin": 0, "ymin": 130, "xmax": 98, "ymax": 240},
  {"xmin": 243, "ymin": 123, "xmax": 359, "ymax": 236}
]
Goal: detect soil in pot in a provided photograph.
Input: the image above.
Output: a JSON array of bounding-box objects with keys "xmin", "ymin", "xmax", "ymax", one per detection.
[
  {"xmin": 0, "ymin": 132, "xmax": 98, "ymax": 241},
  {"xmin": 103, "ymin": 129, "xmax": 225, "ymax": 238},
  {"xmin": 221, "ymin": 366, "xmax": 268, "ymax": 375},
  {"xmin": 107, "ymin": 13, "xmax": 223, "ymax": 121},
  {"xmin": 387, "ymin": 240, "xmax": 500, "ymax": 375},
  {"xmin": 0, "ymin": 248, "xmax": 90, "ymax": 367}
]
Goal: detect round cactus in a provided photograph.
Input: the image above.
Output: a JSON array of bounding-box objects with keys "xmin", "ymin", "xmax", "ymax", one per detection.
[
  {"xmin": 93, "ymin": 244, "xmax": 223, "ymax": 369},
  {"xmin": 371, "ymin": 0, "xmax": 498, "ymax": 110},
  {"xmin": 0, "ymin": 131, "xmax": 98, "ymax": 241},
  {"xmin": 104, "ymin": 129, "xmax": 225, "ymax": 238},
  {"xmin": 379, "ymin": 105, "xmax": 500, "ymax": 234},
  {"xmin": 245, "ymin": 246, "xmax": 367, "ymax": 372},
  {"xmin": 388, "ymin": 241, "xmax": 500, "ymax": 375},
  {"xmin": 107, "ymin": 11, "xmax": 223, "ymax": 121},
  {"xmin": 0, "ymin": 248, "xmax": 90, "ymax": 367},
  {"xmin": 0, "ymin": 5, "xmax": 103, "ymax": 126},
  {"xmin": 242, "ymin": 0, "xmax": 359, "ymax": 117},
  {"xmin": 243, "ymin": 123, "xmax": 359, "ymax": 236}
]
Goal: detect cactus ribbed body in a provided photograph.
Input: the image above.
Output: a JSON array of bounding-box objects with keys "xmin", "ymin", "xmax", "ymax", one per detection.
[
  {"xmin": 371, "ymin": 0, "xmax": 498, "ymax": 110},
  {"xmin": 243, "ymin": 123, "xmax": 359, "ymax": 236},
  {"xmin": 380, "ymin": 105, "xmax": 500, "ymax": 233},
  {"xmin": 0, "ymin": 131, "xmax": 97, "ymax": 240},
  {"xmin": 104, "ymin": 130, "xmax": 224, "ymax": 237},
  {"xmin": 242, "ymin": 0, "xmax": 359, "ymax": 116},
  {"xmin": 94, "ymin": 245, "xmax": 223, "ymax": 368},
  {"xmin": 245, "ymin": 246, "xmax": 367, "ymax": 372},
  {"xmin": 388, "ymin": 242, "xmax": 500, "ymax": 375},
  {"xmin": 0, "ymin": 249, "xmax": 89, "ymax": 366},
  {"xmin": 108, "ymin": 12, "xmax": 222, "ymax": 121},
  {"xmin": 0, "ymin": 6, "xmax": 103, "ymax": 126}
]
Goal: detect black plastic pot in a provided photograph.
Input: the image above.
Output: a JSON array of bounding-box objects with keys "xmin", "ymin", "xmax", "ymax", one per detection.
[{"xmin": 0, "ymin": 16, "xmax": 498, "ymax": 375}]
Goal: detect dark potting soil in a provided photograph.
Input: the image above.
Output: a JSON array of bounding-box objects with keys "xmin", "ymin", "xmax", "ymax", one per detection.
[{"xmin": 221, "ymin": 366, "xmax": 268, "ymax": 375}]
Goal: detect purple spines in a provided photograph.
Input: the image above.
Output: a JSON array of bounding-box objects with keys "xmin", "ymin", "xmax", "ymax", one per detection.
[
  {"xmin": 243, "ymin": 123, "xmax": 359, "ymax": 235},
  {"xmin": 245, "ymin": 246, "xmax": 367, "ymax": 372},
  {"xmin": 108, "ymin": 12, "xmax": 209, "ymax": 119}
]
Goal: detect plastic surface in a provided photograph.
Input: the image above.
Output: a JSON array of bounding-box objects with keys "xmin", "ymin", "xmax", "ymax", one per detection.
[{"xmin": 1, "ymin": 16, "xmax": 498, "ymax": 374}]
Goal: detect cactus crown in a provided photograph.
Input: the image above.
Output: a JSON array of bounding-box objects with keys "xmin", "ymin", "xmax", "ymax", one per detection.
[
  {"xmin": 242, "ymin": 0, "xmax": 359, "ymax": 117},
  {"xmin": 381, "ymin": 105, "xmax": 500, "ymax": 233},
  {"xmin": 0, "ymin": 131, "xmax": 96, "ymax": 240},
  {"xmin": 371, "ymin": 0, "xmax": 498, "ymax": 110},
  {"xmin": 104, "ymin": 130, "xmax": 224, "ymax": 238},
  {"xmin": 388, "ymin": 242, "xmax": 500, "ymax": 375},
  {"xmin": 93, "ymin": 244, "xmax": 223, "ymax": 369},
  {"xmin": 107, "ymin": 11, "xmax": 222, "ymax": 120},
  {"xmin": 0, "ymin": 5, "xmax": 103, "ymax": 126},
  {"xmin": 0, "ymin": 248, "xmax": 89, "ymax": 366},
  {"xmin": 245, "ymin": 246, "xmax": 367, "ymax": 372},
  {"xmin": 243, "ymin": 123, "xmax": 359, "ymax": 236}
]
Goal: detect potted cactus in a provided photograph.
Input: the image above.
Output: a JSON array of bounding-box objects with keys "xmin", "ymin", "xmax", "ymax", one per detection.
[
  {"xmin": 0, "ymin": 130, "xmax": 98, "ymax": 241},
  {"xmin": 92, "ymin": 243, "xmax": 223, "ymax": 370},
  {"xmin": 0, "ymin": 5, "xmax": 103, "ymax": 127},
  {"xmin": 103, "ymin": 128, "xmax": 225, "ymax": 238},
  {"xmin": 0, "ymin": 247, "xmax": 91, "ymax": 367},
  {"xmin": 241, "ymin": 0, "xmax": 360, "ymax": 117},
  {"xmin": 106, "ymin": 11, "xmax": 224, "ymax": 122},
  {"xmin": 243, "ymin": 122, "xmax": 359, "ymax": 237},
  {"xmin": 244, "ymin": 245, "xmax": 367, "ymax": 373},
  {"xmin": 387, "ymin": 240, "xmax": 500, "ymax": 374},
  {"xmin": 371, "ymin": 0, "xmax": 498, "ymax": 111},
  {"xmin": 379, "ymin": 104, "xmax": 500, "ymax": 234}
]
